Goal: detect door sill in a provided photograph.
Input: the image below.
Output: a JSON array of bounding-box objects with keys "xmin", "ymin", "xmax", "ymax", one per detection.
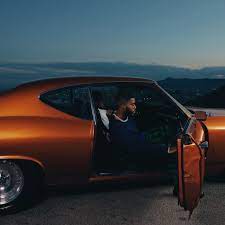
[{"xmin": 89, "ymin": 170, "xmax": 168, "ymax": 184}]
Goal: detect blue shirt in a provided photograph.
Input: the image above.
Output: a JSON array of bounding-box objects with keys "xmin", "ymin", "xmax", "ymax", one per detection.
[{"xmin": 109, "ymin": 115, "xmax": 168, "ymax": 157}]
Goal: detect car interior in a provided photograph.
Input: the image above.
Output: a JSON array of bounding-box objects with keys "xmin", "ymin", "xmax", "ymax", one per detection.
[
  {"xmin": 90, "ymin": 83, "xmax": 188, "ymax": 176},
  {"xmin": 39, "ymin": 83, "xmax": 188, "ymax": 177}
]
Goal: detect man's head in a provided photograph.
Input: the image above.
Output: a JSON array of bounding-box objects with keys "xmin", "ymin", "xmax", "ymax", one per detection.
[{"xmin": 115, "ymin": 91, "xmax": 136, "ymax": 115}]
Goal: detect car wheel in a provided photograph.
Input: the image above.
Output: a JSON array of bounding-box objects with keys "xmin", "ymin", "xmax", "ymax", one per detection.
[{"xmin": 0, "ymin": 160, "xmax": 44, "ymax": 214}]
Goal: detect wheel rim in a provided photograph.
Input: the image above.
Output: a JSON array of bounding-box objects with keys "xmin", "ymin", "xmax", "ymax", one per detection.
[{"xmin": 0, "ymin": 160, "xmax": 24, "ymax": 205}]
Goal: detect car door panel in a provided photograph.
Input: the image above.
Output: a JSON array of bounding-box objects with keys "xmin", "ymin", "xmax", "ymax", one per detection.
[
  {"xmin": 0, "ymin": 116, "xmax": 95, "ymax": 185},
  {"xmin": 177, "ymin": 118, "xmax": 206, "ymax": 216}
]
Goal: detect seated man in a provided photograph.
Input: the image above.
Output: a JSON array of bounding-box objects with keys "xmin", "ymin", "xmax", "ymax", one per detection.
[{"xmin": 109, "ymin": 92, "xmax": 176, "ymax": 161}]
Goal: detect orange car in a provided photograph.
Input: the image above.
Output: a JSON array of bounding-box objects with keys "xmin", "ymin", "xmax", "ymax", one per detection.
[{"xmin": 0, "ymin": 76, "xmax": 213, "ymax": 215}]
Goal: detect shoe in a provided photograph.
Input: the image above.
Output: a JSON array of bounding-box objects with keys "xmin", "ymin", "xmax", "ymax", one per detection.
[
  {"xmin": 173, "ymin": 186, "xmax": 178, "ymax": 196},
  {"xmin": 200, "ymin": 192, "xmax": 204, "ymax": 199}
]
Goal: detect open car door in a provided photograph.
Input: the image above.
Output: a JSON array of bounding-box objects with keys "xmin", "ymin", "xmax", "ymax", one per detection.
[{"xmin": 177, "ymin": 117, "xmax": 207, "ymax": 217}]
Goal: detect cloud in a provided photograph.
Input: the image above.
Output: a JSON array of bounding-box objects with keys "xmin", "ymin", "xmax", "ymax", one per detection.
[
  {"xmin": 0, "ymin": 67, "xmax": 38, "ymax": 74},
  {"xmin": 215, "ymin": 74, "xmax": 225, "ymax": 78}
]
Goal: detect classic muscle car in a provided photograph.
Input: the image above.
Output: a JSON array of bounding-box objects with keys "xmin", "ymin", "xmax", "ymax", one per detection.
[{"xmin": 0, "ymin": 76, "xmax": 217, "ymax": 215}]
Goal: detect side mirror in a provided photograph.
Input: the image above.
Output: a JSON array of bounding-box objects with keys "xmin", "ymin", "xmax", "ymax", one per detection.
[{"xmin": 194, "ymin": 111, "xmax": 207, "ymax": 121}]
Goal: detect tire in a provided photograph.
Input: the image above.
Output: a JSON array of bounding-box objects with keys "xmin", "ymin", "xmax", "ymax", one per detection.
[{"xmin": 0, "ymin": 160, "xmax": 45, "ymax": 214}]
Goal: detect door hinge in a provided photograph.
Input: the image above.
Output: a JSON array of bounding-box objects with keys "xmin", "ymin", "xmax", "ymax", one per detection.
[{"xmin": 199, "ymin": 141, "xmax": 208, "ymax": 149}]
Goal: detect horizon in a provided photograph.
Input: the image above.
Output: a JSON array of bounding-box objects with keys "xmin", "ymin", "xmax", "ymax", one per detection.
[
  {"xmin": 1, "ymin": 61, "xmax": 225, "ymax": 105},
  {"xmin": 1, "ymin": 61, "xmax": 225, "ymax": 70},
  {"xmin": 1, "ymin": 62, "xmax": 225, "ymax": 85}
]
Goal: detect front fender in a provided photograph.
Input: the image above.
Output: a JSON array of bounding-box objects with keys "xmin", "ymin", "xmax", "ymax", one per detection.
[{"xmin": 203, "ymin": 116, "xmax": 225, "ymax": 176}]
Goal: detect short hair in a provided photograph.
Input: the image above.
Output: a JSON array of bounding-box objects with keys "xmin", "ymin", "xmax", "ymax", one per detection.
[{"xmin": 115, "ymin": 89, "xmax": 135, "ymax": 108}]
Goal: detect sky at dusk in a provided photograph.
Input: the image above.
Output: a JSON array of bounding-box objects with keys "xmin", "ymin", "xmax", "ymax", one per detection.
[{"xmin": 1, "ymin": 0, "xmax": 225, "ymax": 67}]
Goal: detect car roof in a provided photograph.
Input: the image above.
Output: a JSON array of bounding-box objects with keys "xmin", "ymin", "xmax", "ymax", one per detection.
[
  {"xmin": 13, "ymin": 76, "xmax": 155, "ymax": 94},
  {"xmin": 18, "ymin": 76, "xmax": 154, "ymax": 86}
]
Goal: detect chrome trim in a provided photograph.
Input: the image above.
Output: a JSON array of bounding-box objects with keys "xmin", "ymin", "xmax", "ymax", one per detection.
[
  {"xmin": 185, "ymin": 117, "xmax": 196, "ymax": 135},
  {"xmin": 156, "ymin": 83, "xmax": 193, "ymax": 119},
  {"xmin": 88, "ymin": 88, "xmax": 97, "ymax": 125}
]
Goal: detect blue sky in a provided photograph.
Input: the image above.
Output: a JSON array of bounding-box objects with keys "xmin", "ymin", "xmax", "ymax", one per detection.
[{"xmin": 1, "ymin": 0, "xmax": 225, "ymax": 67}]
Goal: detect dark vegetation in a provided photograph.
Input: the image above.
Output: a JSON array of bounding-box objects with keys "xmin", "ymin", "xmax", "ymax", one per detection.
[
  {"xmin": 159, "ymin": 78, "xmax": 225, "ymax": 107},
  {"xmin": 184, "ymin": 85, "xmax": 225, "ymax": 108}
]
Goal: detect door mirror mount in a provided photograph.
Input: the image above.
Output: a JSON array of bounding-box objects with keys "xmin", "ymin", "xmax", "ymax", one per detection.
[{"xmin": 194, "ymin": 111, "xmax": 207, "ymax": 121}]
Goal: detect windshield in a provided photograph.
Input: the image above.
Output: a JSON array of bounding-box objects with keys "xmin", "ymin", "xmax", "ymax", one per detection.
[{"xmin": 155, "ymin": 82, "xmax": 193, "ymax": 118}]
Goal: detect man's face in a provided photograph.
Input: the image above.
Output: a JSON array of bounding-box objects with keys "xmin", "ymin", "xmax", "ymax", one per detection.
[{"xmin": 126, "ymin": 98, "xmax": 136, "ymax": 114}]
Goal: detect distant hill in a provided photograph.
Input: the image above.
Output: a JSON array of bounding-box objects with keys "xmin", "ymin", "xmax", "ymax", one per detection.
[
  {"xmin": 1, "ymin": 62, "xmax": 225, "ymax": 81},
  {"xmin": 0, "ymin": 62, "xmax": 197, "ymax": 92},
  {"xmin": 1, "ymin": 63, "xmax": 225, "ymax": 104},
  {"xmin": 158, "ymin": 77, "xmax": 225, "ymax": 90},
  {"xmin": 158, "ymin": 78, "xmax": 225, "ymax": 104},
  {"xmin": 186, "ymin": 84, "xmax": 225, "ymax": 108},
  {"xmin": 0, "ymin": 62, "xmax": 197, "ymax": 82}
]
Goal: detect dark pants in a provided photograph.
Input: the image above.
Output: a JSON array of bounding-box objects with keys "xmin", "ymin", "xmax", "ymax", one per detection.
[{"xmin": 126, "ymin": 143, "xmax": 169, "ymax": 170}]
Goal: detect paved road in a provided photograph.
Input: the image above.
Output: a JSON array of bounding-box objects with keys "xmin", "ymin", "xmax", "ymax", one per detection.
[{"xmin": 0, "ymin": 181, "xmax": 224, "ymax": 225}]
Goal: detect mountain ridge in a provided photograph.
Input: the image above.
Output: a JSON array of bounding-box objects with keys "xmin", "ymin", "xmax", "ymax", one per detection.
[{"xmin": 1, "ymin": 62, "xmax": 225, "ymax": 81}]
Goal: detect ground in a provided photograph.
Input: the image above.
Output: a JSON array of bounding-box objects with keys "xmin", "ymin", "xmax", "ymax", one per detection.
[{"xmin": 0, "ymin": 181, "xmax": 224, "ymax": 225}]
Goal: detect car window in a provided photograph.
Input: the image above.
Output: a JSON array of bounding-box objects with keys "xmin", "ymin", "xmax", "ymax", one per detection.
[
  {"xmin": 120, "ymin": 84, "xmax": 171, "ymax": 107},
  {"xmin": 90, "ymin": 82, "xmax": 185, "ymax": 145},
  {"xmin": 40, "ymin": 86, "xmax": 93, "ymax": 120},
  {"xmin": 90, "ymin": 82, "xmax": 176, "ymax": 114},
  {"xmin": 120, "ymin": 84, "xmax": 183, "ymax": 143},
  {"xmin": 91, "ymin": 85, "xmax": 119, "ymax": 110}
]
